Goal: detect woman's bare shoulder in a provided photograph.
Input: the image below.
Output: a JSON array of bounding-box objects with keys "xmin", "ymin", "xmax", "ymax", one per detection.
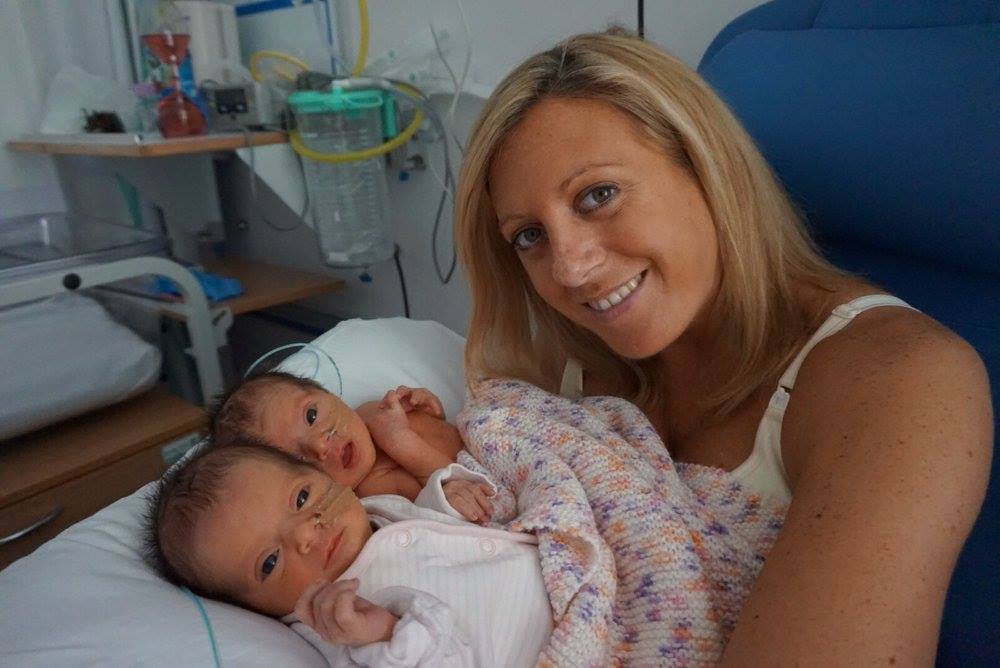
[
  {"xmin": 783, "ymin": 295, "xmax": 990, "ymax": 482},
  {"xmin": 795, "ymin": 302, "xmax": 987, "ymax": 414},
  {"xmin": 723, "ymin": 303, "xmax": 993, "ymax": 664}
]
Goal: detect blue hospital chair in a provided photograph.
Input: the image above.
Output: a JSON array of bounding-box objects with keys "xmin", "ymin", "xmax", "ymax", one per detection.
[{"xmin": 698, "ymin": 1, "xmax": 1000, "ymax": 664}]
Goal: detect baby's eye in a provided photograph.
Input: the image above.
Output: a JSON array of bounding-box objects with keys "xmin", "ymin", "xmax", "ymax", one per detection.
[
  {"xmin": 512, "ymin": 226, "xmax": 544, "ymax": 251},
  {"xmin": 261, "ymin": 552, "xmax": 278, "ymax": 578},
  {"xmin": 579, "ymin": 184, "xmax": 618, "ymax": 212},
  {"xmin": 305, "ymin": 406, "xmax": 318, "ymax": 425},
  {"xmin": 296, "ymin": 487, "xmax": 310, "ymax": 509}
]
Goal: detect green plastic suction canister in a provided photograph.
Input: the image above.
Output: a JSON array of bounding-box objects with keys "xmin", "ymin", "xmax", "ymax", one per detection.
[
  {"xmin": 287, "ymin": 86, "xmax": 395, "ymax": 267},
  {"xmin": 289, "ymin": 88, "xmax": 397, "ymax": 140}
]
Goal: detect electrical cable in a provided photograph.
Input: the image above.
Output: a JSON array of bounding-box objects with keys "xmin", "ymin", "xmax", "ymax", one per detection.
[
  {"xmin": 392, "ymin": 244, "xmax": 411, "ymax": 318},
  {"xmin": 239, "ymin": 126, "xmax": 300, "ymax": 232},
  {"xmin": 382, "ymin": 79, "xmax": 458, "ymax": 284},
  {"xmin": 430, "ymin": 174, "xmax": 456, "ymax": 284},
  {"xmin": 447, "ymin": 0, "xmax": 473, "ymax": 126},
  {"xmin": 424, "ymin": 1, "xmax": 468, "ymax": 154}
]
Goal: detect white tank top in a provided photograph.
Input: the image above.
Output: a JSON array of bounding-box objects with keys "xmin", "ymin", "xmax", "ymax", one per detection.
[{"xmin": 560, "ymin": 294, "xmax": 917, "ymax": 504}]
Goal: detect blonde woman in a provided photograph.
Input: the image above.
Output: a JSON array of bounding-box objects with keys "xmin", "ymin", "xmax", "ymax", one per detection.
[{"xmin": 455, "ymin": 30, "xmax": 992, "ymax": 664}]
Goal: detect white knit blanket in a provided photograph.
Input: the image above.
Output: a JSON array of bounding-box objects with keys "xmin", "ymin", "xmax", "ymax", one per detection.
[{"xmin": 456, "ymin": 379, "xmax": 787, "ymax": 667}]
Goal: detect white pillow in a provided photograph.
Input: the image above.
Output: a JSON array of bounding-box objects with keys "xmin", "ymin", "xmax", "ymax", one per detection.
[
  {"xmin": 0, "ymin": 318, "xmax": 467, "ymax": 667},
  {"xmin": 0, "ymin": 293, "xmax": 161, "ymax": 440},
  {"xmin": 276, "ymin": 317, "xmax": 467, "ymax": 420}
]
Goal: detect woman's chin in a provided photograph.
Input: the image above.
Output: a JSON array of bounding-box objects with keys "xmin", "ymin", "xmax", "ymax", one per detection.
[{"xmin": 602, "ymin": 333, "xmax": 666, "ymax": 361}]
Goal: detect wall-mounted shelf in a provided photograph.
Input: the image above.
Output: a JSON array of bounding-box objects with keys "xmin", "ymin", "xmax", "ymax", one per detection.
[
  {"xmin": 159, "ymin": 257, "xmax": 345, "ymax": 322},
  {"xmin": 6, "ymin": 131, "xmax": 287, "ymax": 158}
]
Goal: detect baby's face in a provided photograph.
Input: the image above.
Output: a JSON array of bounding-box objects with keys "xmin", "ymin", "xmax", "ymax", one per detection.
[
  {"xmin": 191, "ymin": 457, "xmax": 372, "ymax": 617},
  {"xmin": 255, "ymin": 384, "xmax": 377, "ymax": 488}
]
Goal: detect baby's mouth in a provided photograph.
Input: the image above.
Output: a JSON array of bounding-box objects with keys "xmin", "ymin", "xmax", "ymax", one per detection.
[
  {"xmin": 324, "ymin": 528, "xmax": 344, "ymax": 569},
  {"xmin": 340, "ymin": 441, "xmax": 355, "ymax": 470}
]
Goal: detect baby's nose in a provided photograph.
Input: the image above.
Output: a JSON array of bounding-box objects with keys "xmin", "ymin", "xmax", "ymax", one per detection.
[
  {"xmin": 292, "ymin": 516, "xmax": 321, "ymax": 554},
  {"xmin": 307, "ymin": 431, "xmax": 333, "ymax": 460}
]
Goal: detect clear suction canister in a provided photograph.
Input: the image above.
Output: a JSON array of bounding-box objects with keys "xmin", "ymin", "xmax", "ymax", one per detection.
[{"xmin": 289, "ymin": 88, "xmax": 395, "ymax": 267}]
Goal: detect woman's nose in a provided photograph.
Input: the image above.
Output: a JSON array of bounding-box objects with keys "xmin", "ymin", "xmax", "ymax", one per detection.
[{"xmin": 550, "ymin": 227, "xmax": 603, "ymax": 287}]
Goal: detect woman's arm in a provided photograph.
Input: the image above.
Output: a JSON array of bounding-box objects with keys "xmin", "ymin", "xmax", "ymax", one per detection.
[{"xmin": 722, "ymin": 311, "xmax": 992, "ymax": 664}]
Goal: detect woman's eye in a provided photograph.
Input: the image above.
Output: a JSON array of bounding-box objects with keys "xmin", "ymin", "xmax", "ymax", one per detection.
[
  {"xmin": 512, "ymin": 226, "xmax": 544, "ymax": 251},
  {"xmin": 305, "ymin": 407, "xmax": 318, "ymax": 425},
  {"xmin": 295, "ymin": 487, "xmax": 310, "ymax": 509},
  {"xmin": 261, "ymin": 552, "xmax": 278, "ymax": 578},
  {"xmin": 579, "ymin": 184, "xmax": 618, "ymax": 211}
]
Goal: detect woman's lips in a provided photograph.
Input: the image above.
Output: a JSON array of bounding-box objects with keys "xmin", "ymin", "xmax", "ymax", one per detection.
[{"xmin": 584, "ymin": 270, "xmax": 646, "ymax": 320}]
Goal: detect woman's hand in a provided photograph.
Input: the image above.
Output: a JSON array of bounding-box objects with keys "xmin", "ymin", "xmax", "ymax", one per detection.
[
  {"xmin": 294, "ymin": 579, "xmax": 398, "ymax": 647},
  {"xmin": 443, "ymin": 480, "xmax": 494, "ymax": 524}
]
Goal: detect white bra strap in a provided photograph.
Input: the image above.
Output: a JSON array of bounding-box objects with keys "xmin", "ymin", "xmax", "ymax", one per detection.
[
  {"xmin": 560, "ymin": 357, "xmax": 584, "ymax": 399},
  {"xmin": 778, "ymin": 294, "xmax": 917, "ymax": 390}
]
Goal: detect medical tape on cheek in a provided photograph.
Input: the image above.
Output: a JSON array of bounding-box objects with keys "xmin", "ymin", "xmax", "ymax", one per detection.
[{"xmin": 313, "ymin": 484, "xmax": 356, "ymax": 526}]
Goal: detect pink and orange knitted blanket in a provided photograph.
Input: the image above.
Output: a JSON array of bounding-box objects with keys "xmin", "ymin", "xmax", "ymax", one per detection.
[{"xmin": 456, "ymin": 379, "xmax": 788, "ymax": 667}]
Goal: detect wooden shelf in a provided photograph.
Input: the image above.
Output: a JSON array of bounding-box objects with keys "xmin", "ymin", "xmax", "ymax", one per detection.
[
  {"xmin": 0, "ymin": 386, "xmax": 205, "ymax": 508},
  {"xmin": 6, "ymin": 131, "xmax": 287, "ymax": 158},
  {"xmin": 162, "ymin": 257, "xmax": 345, "ymax": 320}
]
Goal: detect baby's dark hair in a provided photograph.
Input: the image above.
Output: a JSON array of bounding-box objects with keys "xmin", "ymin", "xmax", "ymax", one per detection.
[
  {"xmin": 209, "ymin": 371, "xmax": 328, "ymax": 446},
  {"xmin": 144, "ymin": 439, "xmax": 320, "ymax": 612}
]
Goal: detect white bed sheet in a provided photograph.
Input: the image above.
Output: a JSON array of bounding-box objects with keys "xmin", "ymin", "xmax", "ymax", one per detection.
[{"xmin": 0, "ymin": 317, "xmax": 467, "ymax": 666}]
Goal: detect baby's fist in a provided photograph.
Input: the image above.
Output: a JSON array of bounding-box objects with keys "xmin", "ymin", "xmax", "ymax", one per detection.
[
  {"xmin": 443, "ymin": 480, "xmax": 494, "ymax": 524},
  {"xmin": 295, "ymin": 579, "xmax": 397, "ymax": 647}
]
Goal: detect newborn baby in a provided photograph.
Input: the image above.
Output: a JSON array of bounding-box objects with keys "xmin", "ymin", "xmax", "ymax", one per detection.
[
  {"xmin": 210, "ymin": 372, "xmax": 493, "ymax": 523},
  {"xmin": 148, "ymin": 443, "xmax": 552, "ymax": 666}
]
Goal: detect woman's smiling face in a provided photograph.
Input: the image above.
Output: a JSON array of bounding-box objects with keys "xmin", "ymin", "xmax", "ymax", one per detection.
[{"xmin": 489, "ymin": 97, "xmax": 720, "ymax": 359}]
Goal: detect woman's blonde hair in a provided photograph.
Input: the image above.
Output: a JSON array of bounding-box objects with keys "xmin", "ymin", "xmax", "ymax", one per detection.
[{"xmin": 456, "ymin": 29, "xmax": 843, "ymax": 418}]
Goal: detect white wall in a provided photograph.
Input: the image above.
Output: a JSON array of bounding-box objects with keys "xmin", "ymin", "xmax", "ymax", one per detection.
[
  {"xmin": 0, "ymin": 0, "xmax": 134, "ymax": 218},
  {"xmin": 646, "ymin": 0, "xmax": 768, "ymax": 68},
  {"xmin": 223, "ymin": 0, "xmax": 766, "ymax": 334}
]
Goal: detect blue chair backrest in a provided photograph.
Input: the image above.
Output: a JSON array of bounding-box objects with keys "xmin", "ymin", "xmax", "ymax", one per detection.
[{"xmin": 698, "ymin": 2, "xmax": 999, "ymax": 665}]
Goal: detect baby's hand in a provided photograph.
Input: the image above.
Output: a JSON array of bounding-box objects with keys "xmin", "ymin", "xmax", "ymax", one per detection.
[
  {"xmin": 443, "ymin": 480, "xmax": 494, "ymax": 524},
  {"xmin": 393, "ymin": 386, "xmax": 445, "ymax": 419},
  {"xmin": 365, "ymin": 389, "xmax": 415, "ymax": 443},
  {"xmin": 294, "ymin": 579, "xmax": 397, "ymax": 647}
]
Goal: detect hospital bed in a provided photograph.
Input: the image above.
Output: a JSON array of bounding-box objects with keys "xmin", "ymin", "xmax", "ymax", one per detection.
[
  {"xmin": 1, "ymin": 1, "xmax": 996, "ymax": 665},
  {"xmin": 698, "ymin": 1, "xmax": 999, "ymax": 663}
]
